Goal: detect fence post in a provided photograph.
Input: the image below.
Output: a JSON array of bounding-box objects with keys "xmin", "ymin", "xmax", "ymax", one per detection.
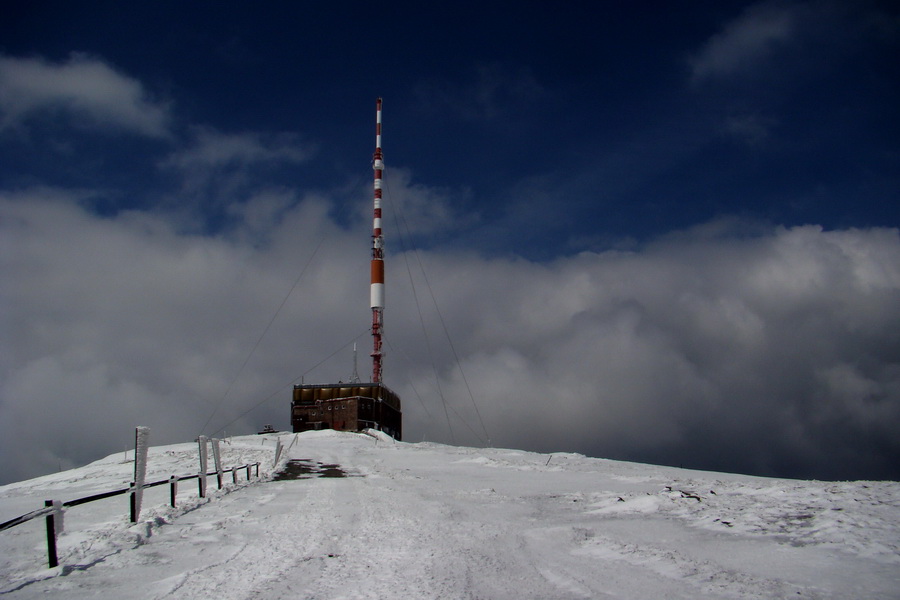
[
  {"xmin": 132, "ymin": 426, "xmax": 150, "ymax": 523},
  {"xmin": 232, "ymin": 467, "xmax": 237, "ymax": 484},
  {"xmin": 273, "ymin": 438, "xmax": 283, "ymax": 468},
  {"xmin": 197, "ymin": 436, "xmax": 208, "ymax": 498},
  {"xmin": 129, "ymin": 483, "xmax": 137, "ymax": 523},
  {"xmin": 44, "ymin": 500, "xmax": 58, "ymax": 568},
  {"xmin": 52, "ymin": 499, "xmax": 64, "ymax": 535},
  {"xmin": 211, "ymin": 439, "xmax": 223, "ymax": 490},
  {"xmin": 169, "ymin": 476, "xmax": 178, "ymax": 507}
]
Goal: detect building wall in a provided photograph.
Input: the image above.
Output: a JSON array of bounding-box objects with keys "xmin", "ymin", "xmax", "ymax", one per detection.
[{"xmin": 291, "ymin": 384, "xmax": 402, "ymax": 440}]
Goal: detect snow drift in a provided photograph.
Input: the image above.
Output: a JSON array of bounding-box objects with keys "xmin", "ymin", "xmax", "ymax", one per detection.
[{"xmin": 1, "ymin": 431, "xmax": 897, "ymax": 598}]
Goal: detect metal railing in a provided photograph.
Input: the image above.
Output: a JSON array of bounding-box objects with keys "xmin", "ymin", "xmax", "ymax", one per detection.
[{"xmin": 0, "ymin": 462, "xmax": 261, "ymax": 569}]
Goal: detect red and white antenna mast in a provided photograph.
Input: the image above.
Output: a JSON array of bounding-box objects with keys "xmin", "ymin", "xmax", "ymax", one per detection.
[{"xmin": 370, "ymin": 98, "xmax": 385, "ymax": 383}]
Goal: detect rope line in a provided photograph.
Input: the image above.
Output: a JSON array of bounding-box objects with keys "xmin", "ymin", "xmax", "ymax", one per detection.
[
  {"xmin": 207, "ymin": 328, "xmax": 370, "ymax": 438},
  {"xmin": 386, "ymin": 178, "xmax": 456, "ymax": 443},
  {"xmin": 410, "ymin": 248, "xmax": 491, "ymax": 445},
  {"xmin": 384, "ymin": 338, "xmax": 435, "ymax": 421},
  {"xmin": 385, "ymin": 177, "xmax": 491, "ymax": 445},
  {"xmin": 199, "ymin": 236, "xmax": 326, "ymax": 436}
]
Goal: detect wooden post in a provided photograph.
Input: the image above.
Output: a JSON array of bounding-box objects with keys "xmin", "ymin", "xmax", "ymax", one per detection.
[
  {"xmin": 44, "ymin": 500, "xmax": 58, "ymax": 568},
  {"xmin": 169, "ymin": 476, "xmax": 178, "ymax": 507}
]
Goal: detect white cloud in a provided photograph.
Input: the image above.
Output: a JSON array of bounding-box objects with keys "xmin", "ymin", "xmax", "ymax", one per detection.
[
  {"xmin": 689, "ymin": 1, "xmax": 899, "ymax": 84},
  {"xmin": 2, "ymin": 191, "xmax": 899, "ymax": 483},
  {"xmin": 689, "ymin": 2, "xmax": 797, "ymax": 81},
  {"xmin": 159, "ymin": 127, "xmax": 314, "ymax": 205},
  {"xmin": 382, "ymin": 168, "xmax": 476, "ymax": 239},
  {"xmin": 162, "ymin": 127, "xmax": 312, "ymax": 170},
  {"xmin": 0, "ymin": 53, "xmax": 170, "ymax": 137}
]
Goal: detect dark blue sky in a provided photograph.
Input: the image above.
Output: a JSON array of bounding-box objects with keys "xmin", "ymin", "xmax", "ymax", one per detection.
[{"xmin": 3, "ymin": 1, "xmax": 897, "ymax": 258}]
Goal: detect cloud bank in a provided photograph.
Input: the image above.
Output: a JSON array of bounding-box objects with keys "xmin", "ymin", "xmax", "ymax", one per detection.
[
  {"xmin": 401, "ymin": 221, "xmax": 900, "ymax": 480},
  {"xmin": 2, "ymin": 191, "xmax": 899, "ymax": 483}
]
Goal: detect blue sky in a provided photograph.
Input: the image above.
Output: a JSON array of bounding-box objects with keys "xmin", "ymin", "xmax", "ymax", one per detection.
[
  {"xmin": 4, "ymin": 1, "xmax": 897, "ymax": 256},
  {"xmin": 2, "ymin": 1, "xmax": 899, "ymax": 482}
]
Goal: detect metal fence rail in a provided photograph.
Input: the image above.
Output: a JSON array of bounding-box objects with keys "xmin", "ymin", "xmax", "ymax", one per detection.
[
  {"xmin": 0, "ymin": 462, "xmax": 261, "ymax": 568},
  {"xmin": 0, "ymin": 506, "xmax": 55, "ymax": 533}
]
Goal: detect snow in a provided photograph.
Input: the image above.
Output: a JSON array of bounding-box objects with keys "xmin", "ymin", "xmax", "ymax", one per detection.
[{"xmin": 1, "ymin": 430, "xmax": 898, "ymax": 599}]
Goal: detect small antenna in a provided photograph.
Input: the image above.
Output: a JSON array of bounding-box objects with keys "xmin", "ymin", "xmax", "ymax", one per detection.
[{"xmin": 351, "ymin": 342, "xmax": 360, "ymax": 383}]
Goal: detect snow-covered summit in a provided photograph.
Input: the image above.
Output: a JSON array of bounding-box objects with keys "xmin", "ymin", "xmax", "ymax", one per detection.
[{"xmin": 1, "ymin": 431, "xmax": 898, "ymax": 598}]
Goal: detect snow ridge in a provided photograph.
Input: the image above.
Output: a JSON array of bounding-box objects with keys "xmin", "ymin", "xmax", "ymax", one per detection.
[{"xmin": 1, "ymin": 431, "xmax": 898, "ymax": 599}]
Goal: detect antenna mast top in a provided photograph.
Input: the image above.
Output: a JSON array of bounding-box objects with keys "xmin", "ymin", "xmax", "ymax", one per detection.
[{"xmin": 370, "ymin": 98, "xmax": 385, "ymax": 383}]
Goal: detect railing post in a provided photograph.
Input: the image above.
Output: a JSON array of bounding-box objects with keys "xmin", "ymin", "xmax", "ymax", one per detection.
[
  {"xmin": 132, "ymin": 426, "xmax": 150, "ymax": 523},
  {"xmin": 197, "ymin": 436, "xmax": 208, "ymax": 498},
  {"xmin": 52, "ymin": 499, "xmax": 64, "ymax": 535},
  {"xmin": 232, "ymin": 467, "xmax": 237, "ymax": 484},
  {"xmin": 44, "ymin": 500, "xmax": 58, "ymax": 568},
  {"xmin": 129, "ymin": 482, "xmax": 137, "ymax": 523},
  {"xmin": 273, "ymin": 438, "xmax": 283, "ymax": 468},
  {"xmin": 246, "ymin": 464, "xmax": 251, "ymax": 481},
  {"xmin": 169, "ymin": 476, "xmax": 178, "ymax": 507},
  {"xmin": 212, "ymin": 439, "xmax": 223, "ymax": 489}
]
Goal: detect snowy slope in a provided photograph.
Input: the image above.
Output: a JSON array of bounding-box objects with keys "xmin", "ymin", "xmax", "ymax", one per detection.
[{"xmin": 1, "ymin": 431, "xmax": 898, "ymax": 599}]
